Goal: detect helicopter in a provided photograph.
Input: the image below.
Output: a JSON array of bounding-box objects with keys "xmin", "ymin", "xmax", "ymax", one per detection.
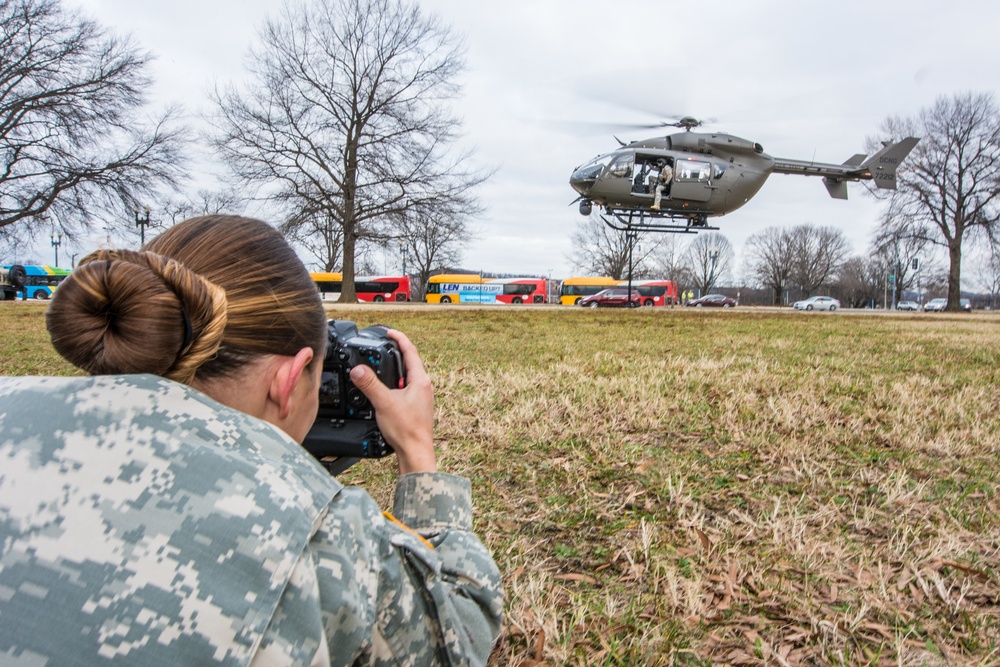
[{"xmin": 569, "ymin": 116, "xmax": 919, "ymax": 233}]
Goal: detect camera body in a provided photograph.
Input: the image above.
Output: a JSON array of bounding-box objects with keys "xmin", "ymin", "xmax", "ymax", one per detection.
[{"xmin": 302, "ymin": 320, "xmax": 404, "ymax": 464}]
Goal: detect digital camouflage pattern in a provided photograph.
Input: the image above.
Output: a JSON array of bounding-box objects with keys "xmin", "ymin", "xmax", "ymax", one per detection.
[{"xmin": 0, "ymin": 375, "xmax": 502, "ymax": 666}]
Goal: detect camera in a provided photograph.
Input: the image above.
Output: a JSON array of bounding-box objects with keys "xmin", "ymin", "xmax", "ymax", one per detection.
[{"xmin": 302, "ymin": 320, "xmax": 404, "ymax": 470}]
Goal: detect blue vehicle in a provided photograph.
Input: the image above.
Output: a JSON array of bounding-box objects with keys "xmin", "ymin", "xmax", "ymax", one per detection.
[{"xmin": 0, "ymin": 265, "xmax": 71, "ymax": 300}]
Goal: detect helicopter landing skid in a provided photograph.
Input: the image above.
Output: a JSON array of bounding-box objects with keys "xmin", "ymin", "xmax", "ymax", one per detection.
[{"xmin": 599, "ymin": 208, "xmax": 719, "ymax": 234}]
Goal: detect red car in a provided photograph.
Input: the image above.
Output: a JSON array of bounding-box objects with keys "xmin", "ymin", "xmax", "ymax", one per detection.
[{"xmin": 578, "ymin": 288, "xmax": 643, "ymax": 308}]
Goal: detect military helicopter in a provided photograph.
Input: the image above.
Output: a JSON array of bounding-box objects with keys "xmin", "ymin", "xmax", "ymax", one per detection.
[{"xmin": 569, "ymin": 116, "xmax": 919, "ymax": 233}]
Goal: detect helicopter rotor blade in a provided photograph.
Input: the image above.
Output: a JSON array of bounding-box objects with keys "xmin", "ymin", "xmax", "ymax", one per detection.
[{"xmin": 555, "ymin": 120, "xmax": 672, "ymax": 134}]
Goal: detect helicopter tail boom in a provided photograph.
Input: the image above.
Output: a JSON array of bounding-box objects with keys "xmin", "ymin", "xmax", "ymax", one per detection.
[{"xmin": 771, "ymin": 136, "xmax": 920, "ymax": 196}]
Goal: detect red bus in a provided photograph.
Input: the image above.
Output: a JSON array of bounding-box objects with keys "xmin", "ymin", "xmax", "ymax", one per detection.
[
  {"xmin": 356, "ymin": 275, "xmax": 411, "ymax": 302},
  {"xmin": 617, "ymin": 279, "xmax": 678, "ymax": 306},
  {"xmin": 311, "ymin": 273, "xmax": 411, "ymax": 302},
  {"xmin": 490, "ymin": 277, "xmax": 548, "ymax": 304}
]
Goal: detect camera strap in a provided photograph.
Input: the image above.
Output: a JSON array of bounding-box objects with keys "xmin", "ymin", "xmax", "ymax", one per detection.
[{"xmin": 382, "ymin": 511, "xmax": 435, "ymax": 551}]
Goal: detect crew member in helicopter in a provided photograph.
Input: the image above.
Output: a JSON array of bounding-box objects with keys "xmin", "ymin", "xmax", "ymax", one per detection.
[{"xmin": 649, "ymin": 158, "xmax": 673, "ymax": 211}]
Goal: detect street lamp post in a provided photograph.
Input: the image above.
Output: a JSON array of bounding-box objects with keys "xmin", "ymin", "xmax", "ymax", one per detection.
[
  {"xmin": 626, "ymin": 229, "xmax": 638, "ymax": 306},
  {"xmin": 50, "ymin": 231, "xmax": 62, "ymax": 267},
  {"xmin": 708, "ymin": 246, "xmax": 720, "ymax": 294},
  {"xmin": 134, "ymin": 205, "xmax": 151, "ymax": 247}
]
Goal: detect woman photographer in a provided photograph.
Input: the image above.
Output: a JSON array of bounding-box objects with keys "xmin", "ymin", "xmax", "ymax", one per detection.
[{"xmin": 0, "ymin": 215, "xmax": 502, "ymax": 665}]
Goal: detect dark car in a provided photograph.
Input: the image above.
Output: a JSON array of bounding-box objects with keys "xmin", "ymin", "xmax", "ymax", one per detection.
[
  {"xmin": 686, "ymin": 293, "xmax": 737, "ymax": 308},
  {"xmin": 579, "ymin": 288, "xmax": 643, "ymax": 308}
]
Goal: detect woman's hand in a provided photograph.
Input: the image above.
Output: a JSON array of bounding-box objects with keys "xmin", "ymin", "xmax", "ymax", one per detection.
[{"xmin": 349, "ymin": 329, "xmax": 436, "ymax": 474}]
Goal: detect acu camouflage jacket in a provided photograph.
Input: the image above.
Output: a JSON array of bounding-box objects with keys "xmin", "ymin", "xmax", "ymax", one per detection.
[{"xmin": 0, "ymin": 374, "xmax": 503, "ymax": 666}]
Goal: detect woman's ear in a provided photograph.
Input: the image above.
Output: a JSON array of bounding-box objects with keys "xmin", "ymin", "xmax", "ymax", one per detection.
[{"xmin": 270, "ymin": 347, "xmax": 315, "ymax": 419}]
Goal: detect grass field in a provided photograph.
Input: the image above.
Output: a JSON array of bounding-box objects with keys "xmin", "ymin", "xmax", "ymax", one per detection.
[{"xmin": 3, "ymin": 302, "xmax": 999, "ymax": 665}]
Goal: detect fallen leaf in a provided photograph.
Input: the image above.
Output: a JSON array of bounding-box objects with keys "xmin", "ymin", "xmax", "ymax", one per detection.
[{"xmin": 695, "ymin": 527, "xmax": 713, "ymax": 551}]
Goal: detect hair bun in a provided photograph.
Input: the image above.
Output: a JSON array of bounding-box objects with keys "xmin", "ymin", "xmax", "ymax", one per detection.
[{"xmin": 46, "ymin": 249, "xmax": 227, "ymax": 383}]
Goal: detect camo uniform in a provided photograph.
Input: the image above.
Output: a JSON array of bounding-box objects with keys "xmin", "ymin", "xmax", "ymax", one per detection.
[
  {"xmin": 651, "ymin": 163, "xmax": 673, "ymax": 210},
  {"xmin": 0, "ymin": 375, "xmax": 503, "ymax": 666}
]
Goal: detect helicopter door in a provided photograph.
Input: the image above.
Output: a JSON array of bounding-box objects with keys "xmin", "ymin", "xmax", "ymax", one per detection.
[{"xmin": 670, "ymin": 159, "xmax": 713, "ymax": 202}]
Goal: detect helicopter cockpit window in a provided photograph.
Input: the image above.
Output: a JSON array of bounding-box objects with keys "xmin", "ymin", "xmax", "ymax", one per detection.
[
  {"xmin": 712, "ymin": 163, "xmax": 727, "ymax": 179},
  {"xmin": 572, "ymin": 154, "xmax": 614, "ymax": 181},
  {"xmin": 675, "ymin": 160, "xmax": 711, "ymax": 182},
  {"xmin": 606, "ymin": 153, "xmax": 634, "ymax": 179}
]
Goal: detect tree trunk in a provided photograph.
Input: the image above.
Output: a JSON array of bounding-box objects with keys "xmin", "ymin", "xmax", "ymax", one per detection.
[
  {"xmin": 339, "ymin": 225, "xmax": 358, "ymax": 303},
  {"xmin": 947, "ymin": 238, "xmax": 962, "ymax": 311}
]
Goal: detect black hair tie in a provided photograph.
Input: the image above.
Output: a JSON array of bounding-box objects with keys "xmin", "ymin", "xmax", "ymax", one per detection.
[{"xmin": 179, "ymin": 305, "xmax": 193, "ymax": 354}]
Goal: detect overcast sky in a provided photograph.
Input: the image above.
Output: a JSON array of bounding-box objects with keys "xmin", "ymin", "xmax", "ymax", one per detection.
[{"xmin": 65, "ymin": 0, "xmax": 1000, "ymax": 280}]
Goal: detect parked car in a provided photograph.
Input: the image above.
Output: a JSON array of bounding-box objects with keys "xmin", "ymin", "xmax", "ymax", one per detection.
[
  {"xmin": 923, "ymin": 298, "xmax": 947, "ymax": 312},
  {"xmin": 897, "ymin": 300, "xmax": 920, "ymax": 311},
  {"xmin": 924, "ymin": 298, "xmax": 972, "ymax": 312},
  {"xmin": 793, "ymin": 295, "xmax": 841, "ymax": 311},
  {"xmin": 686, "ymin": 294, "xmax": 737, "ymax": 308},
  {"xmin": 579, "ymin": 288, "xmax": 643, "ymax": 308}
]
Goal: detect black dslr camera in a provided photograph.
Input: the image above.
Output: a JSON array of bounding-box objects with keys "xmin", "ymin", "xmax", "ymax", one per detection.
[{"xmin": 302, "ymin": 320, "xmax": 404, "ymax": 473}]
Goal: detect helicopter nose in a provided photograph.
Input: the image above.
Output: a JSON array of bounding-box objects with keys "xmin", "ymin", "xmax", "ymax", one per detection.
[
  {"xmin": 569, "ymin": 171, "xmax": 594, "ymax": 195},
  {"xmin": 570, "ymin": 178, "xmax": 590, "ymax": 196}
]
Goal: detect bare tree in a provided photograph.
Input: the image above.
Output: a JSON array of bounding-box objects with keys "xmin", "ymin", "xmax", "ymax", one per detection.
[
  {"xmin": 650, "ymin": 233, "xmax": 691, "ymax": 286},
  {"xmin": 0, "ymin": 0, "xmax": 186, "ymax": 236},
  {"xmin": 744, "ymin": 226, "xmax": 795, "ymax": 305},
  {"xmin": 397, "ymin": 198, "xmax": 473, "ymax": 300},
  {"xmin": 279, "ymin": 205, "xmax": 345, "ymax": 273},
  {"xmin": 973, "ymin": 242, "xmax": 1000, "ymax": 310},
  {"xmin": 868, "ymin": 92, "xmax": 1000, "ymax": 311},
  {"xmin": 789, "ymin": 225, "xmax": 850, "ymax": 295},
  {"xmin": 568, "ymin": 215, "xmax": 658, "ymax": 279},
  {"xmin": 868, "ymin": 224, "xmax": 932, "ymax": 305},
  {"xmin": 686, "ymin": 232, "xmax": 734, "ymax": 295},
  {"xmin": 211, "ymin": 0, "xmax": 488, "ymax": 302},
  {"xmin": 837, "ymin": 255, "xmax": 883, "ymax": 308},
  {"xmin": 0, "ymin": 221, "xmax": 32, "ymax": 262}
]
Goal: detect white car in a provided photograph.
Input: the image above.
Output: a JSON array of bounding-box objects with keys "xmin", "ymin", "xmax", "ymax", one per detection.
[
  {"xmin": 897, "ymin": 300, "xmax": 920, "ymax": 311},
  {"xmin": 924, "ymin": 298, "xmax": 972, "ymax": 312},
  {"xmin": 923, "ymin": 298, "xmax": 947, "ymax": 312},
  {"xmin": 793, "ymin": 296, "xmax": 841, "ymax": 311}
]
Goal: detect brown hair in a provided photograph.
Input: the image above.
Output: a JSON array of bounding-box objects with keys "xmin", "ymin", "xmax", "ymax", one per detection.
[{"xmin": 46, "ymin": 215, "xmax": 326, "ymax": 384}]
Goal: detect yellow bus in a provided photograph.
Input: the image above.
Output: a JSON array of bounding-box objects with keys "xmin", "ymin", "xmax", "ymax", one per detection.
[
  {"xmin": 558, "ymin": 276, "xmax": 620, "ymax": 305},
  {"xmin": 424, "ymin": 274, "xmax": 493, "ymax": 304},
  {"xmin": 424, "ymin": 274, "xmax": 549, "ymax": 304}
]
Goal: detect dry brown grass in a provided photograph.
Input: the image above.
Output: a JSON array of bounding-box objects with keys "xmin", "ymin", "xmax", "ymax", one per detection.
[{"xmin": 4, "ymin": 301, "xmax": 998, "ymax": 665}]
